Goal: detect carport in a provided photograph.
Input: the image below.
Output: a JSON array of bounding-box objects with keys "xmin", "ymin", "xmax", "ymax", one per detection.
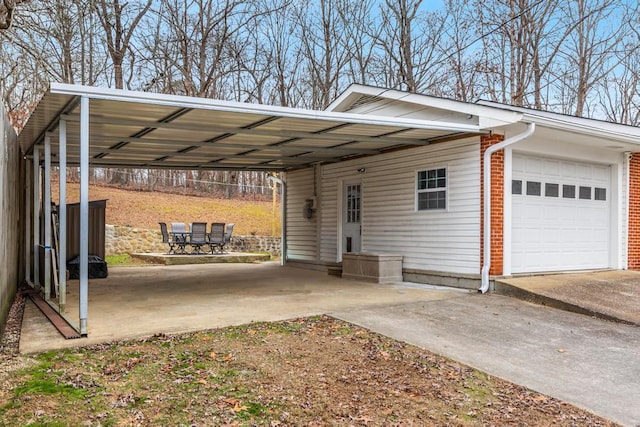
[{"xmin": 18, "ymin": 83, "xmax": 483, "ymax": 336}]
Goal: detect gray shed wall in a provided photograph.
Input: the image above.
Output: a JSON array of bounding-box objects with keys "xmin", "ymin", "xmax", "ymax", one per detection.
[{"xmin": 0, "ymin": 101, "xmax": 21, "ymax": 335}]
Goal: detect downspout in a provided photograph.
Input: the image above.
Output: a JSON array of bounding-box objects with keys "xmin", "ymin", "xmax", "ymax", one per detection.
[
  {"xmin": 268, "ymin": 175, "xmax": 287, "ymax": 266},
  {"xmin": 480, "ymin": 123, "xmax": 535, "ymax": 293},
  {"xmin": 624, "ymin": 152, "xmax": 632, "ymax": 269}
]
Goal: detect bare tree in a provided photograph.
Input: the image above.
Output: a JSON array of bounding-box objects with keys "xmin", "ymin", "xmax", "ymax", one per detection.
[
  {"xmin": 0, "ymin": 0, "xmax": 27, "ymax": 30},
  {"xmin": 555, "ymin": 0, "xmax": 630, "ymax": 116},
  {"xmin": 373, "ymin": 0, "xmax": 449, "ymax": 93},
  {"xmin": 94, "ymin": 0, "xmax": 152, "ymax": 90}
]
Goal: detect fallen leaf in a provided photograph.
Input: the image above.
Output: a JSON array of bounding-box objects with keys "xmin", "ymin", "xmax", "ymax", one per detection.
[{"xmin": 232, "ymin": 402, "xmax": 248, "ymax": 412}]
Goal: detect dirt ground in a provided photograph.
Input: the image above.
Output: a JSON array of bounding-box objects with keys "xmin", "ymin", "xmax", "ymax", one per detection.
[{"xmin": 0, "ymin": 293, "xmax": 617, "ymax": 426}]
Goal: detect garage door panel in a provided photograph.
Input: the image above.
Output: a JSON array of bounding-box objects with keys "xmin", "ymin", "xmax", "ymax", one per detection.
[{"xmin": 512, "ymin": 154, "xmax": 610, "ymax": 273}]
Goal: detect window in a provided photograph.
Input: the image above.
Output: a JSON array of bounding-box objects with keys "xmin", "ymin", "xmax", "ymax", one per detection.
[
  {"xmin": 563, "ymin": 185, "xmax": 576, "ymax": 198},
  {"xmin": 526, "ymin": 181, "xmax": 541, "ymax": 196},
  {"xmin": 595, "ymin": 188, "xmax": 607, "ymax": 201},
  {"xmin": 417, "ymin": 168, "xmax": 446, "ymax": 210},
  {"xmin": 579, "ymin": 186, "xmax": 591, "ymax": 200},
  {"xmin": 545, "ymin": 183, "xmax": 559, "ymax": 197},
  {"xmin": 512, "ymin": 180, "xmax": 522, "ymax": 195},
  {"xmin": 346, "ymin": 184, "xmax": 360, "ymax": 223}
]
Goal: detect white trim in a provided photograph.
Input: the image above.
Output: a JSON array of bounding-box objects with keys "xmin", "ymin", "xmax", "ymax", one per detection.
[
  {"xmin": 336, "ymin": 181, "xmax": 344, "ymax": 262},
  {"xmin": 623, "ymin": 152, "xmax": 632, "ymax": 269},
  {"xmin": 477, "ymin": 100, "xmax": 640, "ymax": 143},
  {"xmin": 33, "ymin": 147, "xmax": 40, "ymax": 289},
  {"xmin": 44, "ymin": 134, "xmax": 52, "ymax": 300},
  {"xmin": 58, "ymin": 120, "xmax": 67, "ymax": 309},
  {"xmin": 24, "ymin": 161, "xmax": 31, "ymax": 283},
  {"xmin": 326, "ymin": 84, "xmax": 524, "ymax": 128},
  {"xmin": 503, "ymin": 148, "xmax": 513, "ymax": 276},
  {"xmin": 49, "ymin": 83, "xmax": 482, "ymax": 133},
  {"xmin": 79, "ymin": 96, "xmax": 89, "ymax": 335},
  {"xmin": 415, "ymin": 166, "xmax": 449, "ymax": 212}
]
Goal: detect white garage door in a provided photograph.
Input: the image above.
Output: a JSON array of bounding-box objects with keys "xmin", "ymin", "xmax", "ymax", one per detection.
[{"xmin": 511, "ymin": 154, "xmax": 611, "ymax": 273}]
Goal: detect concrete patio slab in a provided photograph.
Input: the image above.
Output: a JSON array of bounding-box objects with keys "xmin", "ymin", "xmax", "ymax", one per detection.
[
  {"xmin": 19, "ymin": 262, "xmax": 469, "ymax": 354},
  {"xmin": 131, "ymin": 251, "xmax": 270, "ymax": 265}
]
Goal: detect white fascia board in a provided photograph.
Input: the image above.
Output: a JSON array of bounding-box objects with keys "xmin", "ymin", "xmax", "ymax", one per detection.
[
  {"xmin": 522, "ymin": 113, "xmax": 640, "ymax": 145},
  {"xmin": 477, "ymin": 99, "xmax": 640, "ymax": 143},
  {"xmin": 326, "ymin": 84, "xmax": 386, "ymax": 111},
  {"xmin": 50, "ymin": 83, "xmax": 481, "ymax": 133},
  {"xmin": 325, "ymin": 83, "xmax": 522, "ymax": 128}
]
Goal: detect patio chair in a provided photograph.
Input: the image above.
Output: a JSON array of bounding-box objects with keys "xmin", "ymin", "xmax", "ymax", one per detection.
[
  {"xmin": 159, "ymin": 222, "xmax": 176, "ymax": 254},
  {"xmin": 208, "ymin": 222, "xmax": 226, "ymax": 254},
  {"xmin": 189, "ymin": 222, "xmax": 208, "ymax": 254},
  {"xmin": 170, "ymin": 222, "xmax": 189, "ymax": 253},
  {"xmin": 223, "ymin": 223, "xmax": 235, "ymax": 253}
]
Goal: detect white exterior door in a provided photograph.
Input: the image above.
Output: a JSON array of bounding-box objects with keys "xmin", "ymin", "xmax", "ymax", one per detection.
[
  {"xmin": 343, "ymin": 181, "xmax": 361, "ymax": 253},
  {"xmin": 511, "ymin": 154, "xmax": 611, "ymax": 273}
]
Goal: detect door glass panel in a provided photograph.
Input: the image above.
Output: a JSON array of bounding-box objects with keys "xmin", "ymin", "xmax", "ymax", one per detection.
[{"xmin": 346, "ymin": 184, "xmax": 360, "ymax": 223}]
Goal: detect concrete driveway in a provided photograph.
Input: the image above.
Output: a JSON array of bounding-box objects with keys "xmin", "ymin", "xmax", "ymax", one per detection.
[
  {"xmin": 332, "ymin": 294, "xmax": 640, "ymax": 427},
  {"xmin": 20, "ymin": 262, "xmax": 640, "ymax": 425}
]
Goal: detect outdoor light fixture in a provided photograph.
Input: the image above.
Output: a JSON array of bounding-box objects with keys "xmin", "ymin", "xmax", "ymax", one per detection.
[{"xmin": 357, "ymin": 167, "xmax": 366, "ymax": 173}]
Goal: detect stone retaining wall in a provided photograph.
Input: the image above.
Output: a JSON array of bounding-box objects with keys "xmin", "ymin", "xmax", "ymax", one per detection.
[{"xmin": 105, "ymin": 225, "xmax": 281, "ymax": 256}]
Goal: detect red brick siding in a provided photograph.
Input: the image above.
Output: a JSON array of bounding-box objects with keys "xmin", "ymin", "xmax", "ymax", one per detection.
[
  {"xmin": 628, "ymin": 154, "xmax": 640, "ymax": 269},
  {"xmin": 480, "ymin": 134, "xmax": 505, "ymax": 275}
]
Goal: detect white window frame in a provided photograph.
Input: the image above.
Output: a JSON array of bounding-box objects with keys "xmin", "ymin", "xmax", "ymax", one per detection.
[{"xmin": 416, "ymin": 166, "xmax": 448, "ymax": 211}]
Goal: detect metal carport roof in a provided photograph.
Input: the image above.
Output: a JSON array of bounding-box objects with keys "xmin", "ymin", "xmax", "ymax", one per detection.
[
  {"xmin": 18, "ymin": 84, "xmax": 486, "ymax": 170},
  {"xmin": 19, "ymin": 83, "xmax": 492, "ymax": 337}
]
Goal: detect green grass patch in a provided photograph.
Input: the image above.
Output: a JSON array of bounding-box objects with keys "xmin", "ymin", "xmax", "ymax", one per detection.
[
  {"xmin": 105, "ymin": 253, "xmax": 159, "ymax": 267},
  {"xmin": 13, "ymin": 379, "xmax": 86, "ymax": 400}
]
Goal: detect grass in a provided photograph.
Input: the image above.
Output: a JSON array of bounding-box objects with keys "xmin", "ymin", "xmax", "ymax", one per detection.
[
  {"xmin": 105, "ymin": 254, "xmax": 159, "ymax": 267},
  {"xmin": 0, "ymin": 317, "xmax": 616, "ymax": 426},
  {"xmin": 52, "ymin": 183, "xmax": 281, "ymax": 236}
]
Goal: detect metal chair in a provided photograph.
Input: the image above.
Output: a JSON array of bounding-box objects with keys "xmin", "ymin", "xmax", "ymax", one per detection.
[
  {"xmin": 170, "ymin": 222, "xmax": 189, "ymax": 253},
  {"xmin": 208, "ymin": 223, "xmax": 225, "ymax": 254},
  {"xmin": 189, "ymin": 222, "xmax": 208, "ymax": 254},
  {"xmin": 159, "ymin": 222, "xmax": 176, "ymax": 254},
  {"xmin": 223, "ymin": 223, "xmax": 235, "ymax": 253}
]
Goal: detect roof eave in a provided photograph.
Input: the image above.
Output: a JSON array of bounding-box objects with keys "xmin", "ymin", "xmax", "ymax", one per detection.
[
  {"xmin": 521, "ymin": 113, "xmax": 640, "ymax": 145},
  {"xmin": 49, "ymin": 83, "xmax": 482, "ymax": 134}
]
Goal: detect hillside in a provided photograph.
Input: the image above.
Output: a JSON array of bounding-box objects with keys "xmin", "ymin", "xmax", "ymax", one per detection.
[{"xmin": 52, "ymin": 184, "xmax": 281, "ymax": 237}]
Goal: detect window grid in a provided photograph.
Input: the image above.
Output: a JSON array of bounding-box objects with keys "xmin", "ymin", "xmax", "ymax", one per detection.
[
  {"xmin": 512, "ymin": 181, "xmax": 607, "ymax": 201},
  {"xmin": 346, "ymin": 184, "xmax": 360, "ymax": 223},
  {"xmin": 417, "ymin": 168, "xmax": 446, "ymax": 210}
]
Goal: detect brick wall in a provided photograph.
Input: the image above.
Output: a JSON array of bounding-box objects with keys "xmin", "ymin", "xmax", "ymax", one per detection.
[
  {"xmin": 628, "ymin": 154, "xmax": 640, "ymax": 269},
  {"xmin": 480, "ymin": 134, "xmax": 505, "ymax": 275}
]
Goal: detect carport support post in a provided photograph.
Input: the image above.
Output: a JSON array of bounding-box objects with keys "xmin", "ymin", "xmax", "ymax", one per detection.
[
  {"xmin": 25, "ymin": 161, "xmax": 31, "ymax": 284},
  {"xmin": 44, "ymin": 134, "xmax": 52, "ymax": 300},
  {"xmin": 58, "ymin": 120, "xmax": 67, "ymax": 311},
  {"xmin": 79, "ymin": 96, "xmax": 89, "ymax": 335},
  {"xmin": 33, "ymin": 146, "xmax": 40, "ymax": 289},
  {"xmin": 268, "ymin": 175, "xmax": 286, "ymax": 266}
]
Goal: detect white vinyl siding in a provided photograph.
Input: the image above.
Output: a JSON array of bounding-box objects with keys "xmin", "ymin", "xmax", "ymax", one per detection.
[
  {"xmin": 319, "ymin": 138, "xmax": 480, "ymax": 274},
  {"xmin": 285, "ymin": 168, "xmax": 318, "ymax": 261}
]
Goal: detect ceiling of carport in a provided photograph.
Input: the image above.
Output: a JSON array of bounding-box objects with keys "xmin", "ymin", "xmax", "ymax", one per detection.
[{"xmin": 18, "ymin": 84, "xmax": 485, "ymax": 171}]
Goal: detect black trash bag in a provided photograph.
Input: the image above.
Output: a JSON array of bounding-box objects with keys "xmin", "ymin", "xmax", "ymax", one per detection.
[{"xmin": 67, "ymin": 255, "xmax": 109, "ymax": 279}]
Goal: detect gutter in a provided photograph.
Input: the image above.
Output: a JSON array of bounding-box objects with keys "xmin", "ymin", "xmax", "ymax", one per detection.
[
  {"xmin": 267, "ymin": 175, "xmax": 287, "ymax": 266},
  {"xmin": 480, "ymin": 123, "xmax": 536, "ymax": 293}
]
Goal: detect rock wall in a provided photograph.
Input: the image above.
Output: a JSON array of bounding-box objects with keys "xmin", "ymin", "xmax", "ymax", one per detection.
[{"xmin": 105, "ymin": 225, "xmax": 281, "ymax": 256}]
